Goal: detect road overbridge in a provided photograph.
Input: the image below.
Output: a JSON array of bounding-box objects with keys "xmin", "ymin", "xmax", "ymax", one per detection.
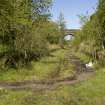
[
  {"xmin": 64, "ymin": 29, "xmax": 80, "ymax": 36},
  {"xmin": 64, "ymin": 29, "xmax": 80, "ymax": 40}
]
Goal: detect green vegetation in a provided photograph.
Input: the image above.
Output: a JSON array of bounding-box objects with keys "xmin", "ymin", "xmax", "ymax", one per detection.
[
  {"xmin": 0, "ymin": 0, "xmax": 62, "ymax": 68},
  {"xmin": 58, "ymin": 12, "xmax": 66, "ymax": 48},
  {"xmin": 72, "ymin": 0, "xmax": 105, "ymax": 66},
  {"xmin": 0, "ymin": 0, "xmax": 105, "ymax": 105},
  {"xmin": 0, "ymin": 48, "xmax": 74, "ymax": 81},
  {"xmin": 0, "ymin": 69, "xmax": 105, "ymax": 105}
]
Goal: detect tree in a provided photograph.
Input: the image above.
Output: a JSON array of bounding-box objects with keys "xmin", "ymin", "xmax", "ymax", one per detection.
[
  {"xmin": 72, "ymin": 0, "xmax": 105, "ymax": 65},
  {"xmin": 41, "ymin": 21, "xmax": 60, "ymax": 44},
  {"xmin": 0, "ymin": 0, "xmax": 53, "ymax": 68},
  {"xmin": 58, "ymin": 12, "xmax": 66, "ymax": 48},
  {"xmin": 77, "ymin": 14, "xmax": 89, "ymax": 26},
  {"xmin": 97, "ymin": 0, "xmax": 105, "ymax": 49}
]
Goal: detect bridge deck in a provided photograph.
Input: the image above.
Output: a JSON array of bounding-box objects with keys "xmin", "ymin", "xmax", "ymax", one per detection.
[{"xmin": 64, "ymin": 29, "xmax": 80, "ymax": 35}]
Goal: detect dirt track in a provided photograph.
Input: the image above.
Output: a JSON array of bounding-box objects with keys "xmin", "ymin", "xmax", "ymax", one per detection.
[{"xmin": 0, "ymin": 54, "xmax": 94, "ymax": 91}]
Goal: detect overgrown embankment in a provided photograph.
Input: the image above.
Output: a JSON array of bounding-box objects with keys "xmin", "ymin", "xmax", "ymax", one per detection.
[{"xmin": 0, "ymin": 49, "xmax": 94, "ymax": 90}]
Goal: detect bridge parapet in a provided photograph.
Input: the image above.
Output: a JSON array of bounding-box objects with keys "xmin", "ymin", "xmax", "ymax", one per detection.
[{"xmin": 64, "ymin": 29, "xmax": 80, "ymax": 36}]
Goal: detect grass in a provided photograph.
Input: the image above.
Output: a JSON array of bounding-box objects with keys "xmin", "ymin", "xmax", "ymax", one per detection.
[
  {"xmin": 0, "ymin": 45, "xmax": 105, "ymax": 105},
  {"xmin": 74, "ymin": 51, "xmax": 91, "ymax": 63},
  {"xmin": 1, "ymin": 45, "xmax": 105, "ymax": 105},
  {"xmin": 0, "ymin": 63, "xmax": 57, "ymax": 81},
  {"xmin": 0, "ymin": 69, "xmax": 105, "ymax": 105},
  {"xmin": 0, "ymin": 48, "xmax": 74, "ymax": 82}
]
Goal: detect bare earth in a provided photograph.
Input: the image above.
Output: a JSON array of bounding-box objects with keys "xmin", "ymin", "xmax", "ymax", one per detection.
[{"xmin": 0, "ymin": 54, "xmax": 94, "ymax": 91}]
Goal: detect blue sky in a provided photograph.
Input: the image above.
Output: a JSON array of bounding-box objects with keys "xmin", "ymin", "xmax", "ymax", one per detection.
[{"xmin": 51, "ymin": 0, "xmax": 98, "ymax": 29}]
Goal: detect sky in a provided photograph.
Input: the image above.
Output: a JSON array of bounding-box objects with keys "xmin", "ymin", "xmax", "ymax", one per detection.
[{"xmin": 51, "ymin": 0, "xmax": 98, "ymax": 29}]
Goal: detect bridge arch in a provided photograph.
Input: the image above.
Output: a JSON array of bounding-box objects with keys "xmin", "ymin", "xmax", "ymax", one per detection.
[{"xmin": 64, "ymin": 29, "xmax": 79, "ymax": 41}]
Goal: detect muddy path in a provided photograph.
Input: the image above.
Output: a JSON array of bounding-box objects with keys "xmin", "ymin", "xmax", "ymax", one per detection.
[{"xmin": 0, "ymin": 54, "xmax": 94, "ymax": 91}]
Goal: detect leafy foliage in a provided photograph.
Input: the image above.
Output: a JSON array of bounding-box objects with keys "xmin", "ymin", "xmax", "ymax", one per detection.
[
  {"xmin": 58, "ymin": 12, "xmax": 66, "ymax": 48},
  {"xmin": 0, "ymin": 0, "xmax": 55, "ymax": 68},
  {"xmin": 72, "ymin": 0, "xmax": 105, "ymax": 65}
]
